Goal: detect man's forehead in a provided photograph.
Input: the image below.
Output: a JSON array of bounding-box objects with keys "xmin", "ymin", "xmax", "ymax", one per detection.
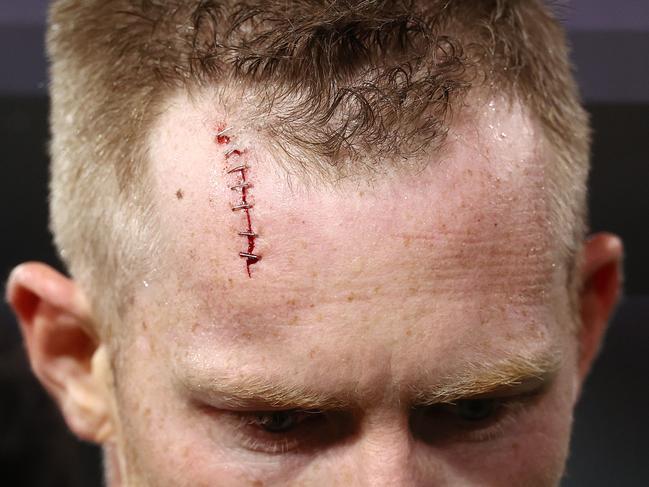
[{"xmin": 145, "ymin": 91, "xmax": 558, "ymax": 331}]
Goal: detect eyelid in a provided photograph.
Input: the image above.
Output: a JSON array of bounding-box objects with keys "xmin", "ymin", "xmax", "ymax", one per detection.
[
  {"xmin": 464, "ymin": 383, "xmax": 548, "ymax": 402},
  {"xmin": 445, "ymin": 376, "xmax": 552, "ymax": 405},
  {"xmin": 460, "ymin": 398, "xmax": 530, "ymax": 442},
  {"xmin": 214, "ymin": 408, "xmax": 337, "ymax": 455},
  {"xmin": 413, "ymin": 390, "xmax": 544, "ymax": 444}
]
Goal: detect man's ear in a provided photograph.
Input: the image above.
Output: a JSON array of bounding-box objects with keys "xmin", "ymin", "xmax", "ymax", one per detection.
[
  {"xmin": 6, "ymin": 262, "xmax": 113, "ymax": 443},
  {"xmin": 576, "ymin": 232, "xmax": 624, "ymax": 382}
]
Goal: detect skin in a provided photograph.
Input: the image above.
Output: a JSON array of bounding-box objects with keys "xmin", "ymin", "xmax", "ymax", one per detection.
[{"xmin": 7, "ymin": 91, "xmax": 623, "ymax": 486}]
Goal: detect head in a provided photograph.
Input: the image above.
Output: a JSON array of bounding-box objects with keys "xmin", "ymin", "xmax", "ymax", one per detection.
[{"xmin": 7, "ymin": 1, "xmax": 623, "ymax": 486}]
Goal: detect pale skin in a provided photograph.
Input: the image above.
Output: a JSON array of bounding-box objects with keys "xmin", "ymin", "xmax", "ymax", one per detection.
[{"xmin": 7, "ymin": 91, "xmax": 623, "ymax": 486}]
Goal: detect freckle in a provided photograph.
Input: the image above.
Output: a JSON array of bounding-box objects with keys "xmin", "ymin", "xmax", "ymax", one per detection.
[
  {"xmin": 346, "ymin": 293, "xmax": 356, "ymax": 302},
  {"xmin": 181, "ymin": 445, "xmax": 192, "ymax": 460},
  {"xmin": 309, "ymin": 303, "xmax": 315, "ymax": 308},
  {"xmin": 287, "ymin": 299, "xmax": 297, "ymax": 307},
  {"xmin": 403, "ymin": 237, "xmax": 412, "ymax": 248},
  {"xmin": 341, "ymin": 470, "xmax": 353, "ymax": 483},
  {"xmin": 176, "ymin": 189, "xmax": 184, "ymax": 200},
  {"xmin": 122, "ymin": 293, "xmax": 135, "ymax": 310},
  {"xmin": 141, "ymin": 321, "xmax": 148, "ymax": 331},
  {"xmin": 241, "ymin": 331, "xmax": 253, "ymax": 340},
  {"xmin": 191, "ymin": 323, "xmax": 199, "ymax": 333},
  {"xmin": 405, "ymin": 328, "xmax": 413, "ymax": 337}
]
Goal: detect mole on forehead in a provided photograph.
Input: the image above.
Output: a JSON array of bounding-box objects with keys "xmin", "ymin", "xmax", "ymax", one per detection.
[{"xmin": 215, "ymin": 124, "xmax": 261, "ymax": 278}]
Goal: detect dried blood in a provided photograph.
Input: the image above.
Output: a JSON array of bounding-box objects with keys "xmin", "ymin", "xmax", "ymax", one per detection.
[{"xmin": 215, "ymin": 123, "xmax": 231, "ymax": 145}]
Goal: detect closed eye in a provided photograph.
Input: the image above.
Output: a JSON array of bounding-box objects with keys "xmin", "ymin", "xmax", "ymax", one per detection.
[
  {"xmin": 411, "ymin": 392, "xmax": 543, "ymax": 444},
  {"xmin": 207, "ymin": 408, "xmax": 353, "ymax": 454},
  {"xmin": 241, "ymin": 410, "xmax": 323, "ymax": 434}
]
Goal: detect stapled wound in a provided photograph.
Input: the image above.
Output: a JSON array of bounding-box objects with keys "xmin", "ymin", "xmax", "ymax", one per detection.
[{"xmin": 217, "ymin": 125, "xmax": 261, "ymax": 277}]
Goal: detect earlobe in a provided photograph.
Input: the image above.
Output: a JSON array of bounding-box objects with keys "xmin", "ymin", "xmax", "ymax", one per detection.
[
  {"xmin": 6, "ymin": 262, "xmax": 112, "ymax": 443},
  {"xmin": 576, "ymin": 233, "xmax": 624, "ymax": 381}
]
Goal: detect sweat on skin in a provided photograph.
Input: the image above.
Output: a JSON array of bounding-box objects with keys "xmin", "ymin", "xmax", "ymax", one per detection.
[{"xmin": 91, "ymin": 90, "xmax": 580, "ymax": 486}]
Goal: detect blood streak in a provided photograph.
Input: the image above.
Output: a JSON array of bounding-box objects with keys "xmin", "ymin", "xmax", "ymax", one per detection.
[
  {"xmin": 237, "ymin": 165, "xmax": 258, "ymax": 278},
  {"xmin": 221, "ymin": 131, "xmax": 260, "ymax": 278}
]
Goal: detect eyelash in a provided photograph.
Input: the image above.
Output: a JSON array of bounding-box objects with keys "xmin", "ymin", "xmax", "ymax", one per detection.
[
  {"xmin": 222, "ymin": 410, "xmax": 329, "ymax": 455},
  {"xmin": 446, "ymin": 399, "xmax": 524, "ymax": 442}
]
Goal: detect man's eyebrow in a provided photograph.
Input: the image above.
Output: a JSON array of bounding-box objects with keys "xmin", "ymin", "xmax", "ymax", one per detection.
[
  {"xmin": 409, "ymin": 350, "xmax": 562, "ymax": 406},
  {"xmin": 179, "ymin": 372, "xmax": 355, "ymax": 410}
]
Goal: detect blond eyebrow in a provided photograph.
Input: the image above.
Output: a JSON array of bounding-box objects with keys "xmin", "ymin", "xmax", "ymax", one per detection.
[
  {"xmin": 179, "ymin": 372, "xmax": 355, "ymax": 410},
  {"xmin": 409, "ymin": 350, "xmax": 562, "ymax": 406}
]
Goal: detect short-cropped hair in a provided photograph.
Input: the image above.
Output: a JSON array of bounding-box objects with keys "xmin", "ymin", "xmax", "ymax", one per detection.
[{"xmin": 47, "ymin": 0, "xmax": 590, "ymax": 326}]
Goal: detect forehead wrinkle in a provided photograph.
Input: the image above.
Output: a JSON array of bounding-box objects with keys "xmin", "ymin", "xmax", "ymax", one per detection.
[
  {"xmin": 186, "ymin": 244, "xmax": 556, "ymax": 339},
  {"xmin": 194, "ymin": 250, "xmax": 555, "ymax": 333}
]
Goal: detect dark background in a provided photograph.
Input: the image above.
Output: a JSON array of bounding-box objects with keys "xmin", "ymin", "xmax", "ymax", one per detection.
[{"xmin": 1, "ymin": 1, "xmax": 648, "ymax": 486}]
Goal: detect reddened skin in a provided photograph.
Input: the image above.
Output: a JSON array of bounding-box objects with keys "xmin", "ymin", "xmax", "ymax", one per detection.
[
  {"xmin": 576, "ymin": 233, "xmax": 624, "ymax": 385},
  {"xmin": 6, "ymin": 262, "xmax": 113, "ymax": 443}
]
